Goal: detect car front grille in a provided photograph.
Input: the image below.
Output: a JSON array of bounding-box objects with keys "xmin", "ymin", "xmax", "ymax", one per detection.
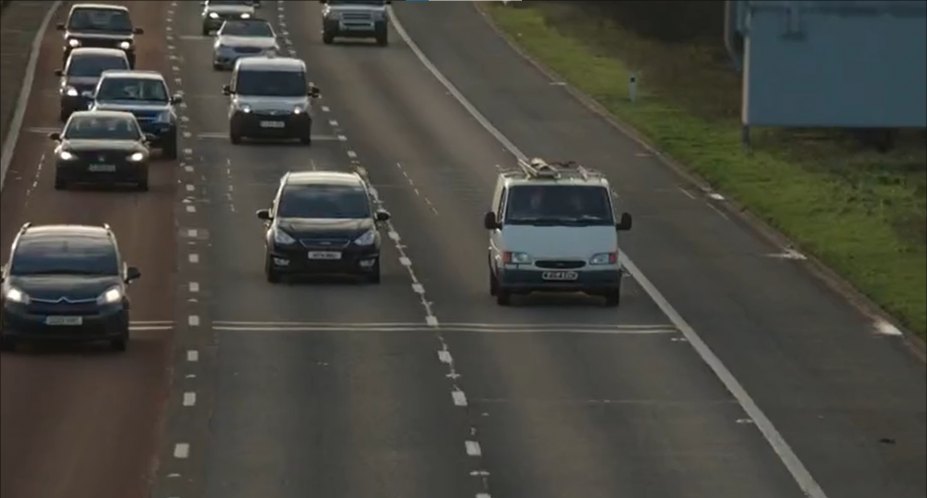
[
  {"xmin": 299, "ymin": 238, "xmax": 351, "ymax": 249},
  {"xmin": 75, "ymin": 38, "xmax": 122, "ymax": 49},
  {"xmin": 535, "ymin": 260, "xmax": 586, "ymax": 270},
  {"xmin": 28, "ymin": 299, "xmax": 100, "ymax": 316},
  {"xmin": 71, "ymin": 150, "xmax": 130, "ymax": 162},
  {"xmin": 234, "ymin": 46, "xmax": 263, "ymax": 54},
  {"xmin": 343, "ymin": 12, "xmax": 373, "ymax": 21}
]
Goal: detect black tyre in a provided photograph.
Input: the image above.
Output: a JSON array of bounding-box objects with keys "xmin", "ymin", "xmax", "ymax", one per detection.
[
  {"xmin": 202, "ymin": 25, "xmax": 210, "ymax": 36},
  {"xmin": 59, "ymin": 108, "xmax": 69, "ymax": 122},
  {"xmin": 489, "ymin": 269, "xmax": 498, "ymax": 296},
  {"xmin": 376, "ymin": 32, "xmax": 388, "ymax": 46},
  {"xmin": 265, "ymin": 253, "xmax": 280, "ymax": 283},
  {"xmin": 322, "ymin": 30, "xmax": 334, "ymax": 44},
  {"xmin": 111, "ymin": 336, "xmax": 128, "ymax": 352},
  {"xmin": 299, "ymin": 133, "xmax": 312, "ymax": 145},
  {"xmin": 54, "ymin": 175, "xmax": 67, "ymax": 190},
  {"xmin": 137, "ymin": 177, "xmax": 149, "ymax": 192},
  {"xmin": 162, "ymin": 136, "xmax": 178, "ymax": 160},
  {"xmin": 604, "ymin": 290, "xmax": 621, "ymax": 307},
  {"xmin": 0, "ymin": 335, "xmax": 14, "ymax": 352},
  {"xmin": 366, "ymin": 259, "xmax": 381, "ymax": 284},
  {"xmin": 496, "ymin": 289, "xmax": 511, "ymax": 306}
]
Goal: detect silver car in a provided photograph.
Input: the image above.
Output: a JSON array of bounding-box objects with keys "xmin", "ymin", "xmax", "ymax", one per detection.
[{"xmin": 213, "ymin": 18, "xmax": 279, "ymax": 70}]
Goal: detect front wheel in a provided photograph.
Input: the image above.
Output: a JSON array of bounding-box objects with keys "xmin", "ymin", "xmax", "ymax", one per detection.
[
  {"xmin": 489, "ymin": 269, "xmax": 498, "ymax": 296},
  {"xmin": 0, "ymin": 335, "xmax": 14, "ymax": 352},
  {"xmin": 376, "ymin": 31, "xmax": 388, "ymax": 46},
  {"xmin": 162, "ymin": 136, "xmax": 178, "ymax": 160},
  {"xmin": 54, "ymin": 175, "xmax": 67, "ymax": 190},
  {"xmin": 366, "ymin": 259, "xmax": 381, "ymax": 284},
  {"xmin": 322, "ymin": 30, "xmax": 334, "ymax": 44},
  {"xmin": 265, "ymin": 253, "xmax": 280, "ymax": 283},
  {"xmin": 110, "ymin": 336, "xmax": 128, "ymax": 352}
]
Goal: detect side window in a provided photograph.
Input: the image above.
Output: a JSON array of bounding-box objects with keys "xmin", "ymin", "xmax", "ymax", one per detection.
[{"xmin": 496, "ymin": 187, "xmax": 507, "ymax": 219}]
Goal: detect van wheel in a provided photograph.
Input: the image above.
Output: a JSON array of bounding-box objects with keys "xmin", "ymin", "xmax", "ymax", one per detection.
[
  {"xmin": 489, "ymin": 269, "xmax": 498, "ymax": 296},
  {"xmin": 496, "ymin": 289, "xmax": 510, "ymax": 306},
  {"xmin": 604, "ymin": 290, "xmax": 621, "ymax": 307},
  {"xmin": 54, "ymin": 176, "xmax": 67, "ymax": 190},
  {"xmin": 366, "ymin": 259, "xmax": 381, "ymax": 284},
  {"xmin": 0, "ymin": 336, "xmax": 14, "ymax": 352},
  {"xmin": 322, "ymin": 31, "xmax": 334, "ymax": 44},
  {"xmin": 162, "ymin": 137, "xmax": 178, "ymax": 160},
  {"xmin": 265, "ymin": 254, "xmax": 280, "ymax": 283},
  {"xmin": 230, "ymin": 131, "xmax": 242, "ymax": 144},
  {"xmin": 110, "ymin": 336, "xmax": 128, "ymax": 352}
]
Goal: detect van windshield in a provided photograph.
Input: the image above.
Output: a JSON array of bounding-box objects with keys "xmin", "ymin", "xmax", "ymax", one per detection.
[
  {"xmin": 504, "ymin": 185, "xmax": 614, "ymax": 226},
  {"xmin": 236, "ymin": 70, "xmax": 305, "ymax": 96}
]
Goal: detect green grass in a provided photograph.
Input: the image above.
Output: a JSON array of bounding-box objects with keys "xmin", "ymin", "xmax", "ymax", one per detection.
[{"xmin": 483, "ymin": 2, "xmax": 927, "ymax": 337}]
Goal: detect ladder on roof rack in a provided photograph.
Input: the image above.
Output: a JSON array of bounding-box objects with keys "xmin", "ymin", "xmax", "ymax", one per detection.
[{"xmin": 516, "ymin": 156, "xmax": 595, "ymax": 180}]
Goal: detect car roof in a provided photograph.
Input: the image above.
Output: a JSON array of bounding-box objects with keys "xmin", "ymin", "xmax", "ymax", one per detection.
[
  {"xmin": 236, "ymin": 56, "xmax": 305, "ymax": 72},
  {"xmin": 500, "ymin": 158, "xmax": 610, "ymax": 188},
  {"xmin": 68, "ymin": 47, "xmax": 128, "ymax": 58},
  {"xmin": 99, "ymin": 70, "xmax": 166, "ymax": 81},
  {"xmin": 284, "ymin": 171, "xmax": 364, "ymax": 187},
  {"xmin": 68, "ymin": 110, "xmax": 136, "ymax": 120},
  {"xmin": 70, "ymin": 3, "xmax": 129, "ymax": 13},
  {"xmin": 19, "ymin": 224, "xmax": 112, "ymax": 241}
]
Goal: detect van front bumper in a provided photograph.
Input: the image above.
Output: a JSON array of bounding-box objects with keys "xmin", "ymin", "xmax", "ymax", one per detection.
[{"xmin": 497, "ymin": 268, "xmax": 623, "ymax": 293}]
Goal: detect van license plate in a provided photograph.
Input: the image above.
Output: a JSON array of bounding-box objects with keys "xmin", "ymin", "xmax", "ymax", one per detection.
[
  {"xmin": 45, "ymin": 315, "xmax": 83, "ymax": 326},
  {"xmin": 89, "ymin": 164, "xmax": 116, "ymax": 172},
  {"xmin": 308, "ymin": 251, "xmax": 341, "ymax": 260},
  {"xmin": 542, "ymin": 271, "xmax": 578, "ymax": 281},
  {"xmin": 259, "ymin": 120, "xmax": 285, "ymax": 128}
]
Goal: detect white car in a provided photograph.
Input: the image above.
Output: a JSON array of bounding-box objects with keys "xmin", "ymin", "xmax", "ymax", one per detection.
[{"xmin": 213, "ymin": 18, "xmax": 279, "ymax": 70}]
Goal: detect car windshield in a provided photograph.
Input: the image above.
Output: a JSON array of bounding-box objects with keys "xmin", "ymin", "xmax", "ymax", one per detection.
[
  {"xmin": 236, "ymin": 69, "xmax": 305, "ymax": 96},
  {"xmin": 67, "ymin": 8, "xmax": 133, "ymax": 33},
  {"xmin": 10, "ymin": 237, "xmax": 119, "ymax": 276},
  {"xmin": 96, "ymin": 77, "xmax": 168, "ymax": 102},
  {"xmin": 209, "ymin": 1, "xmax": 253, "ymax": 5},
  {"xmin": 220, "ymin": 20, "xmax": 273, "ymax": 37},
  {"xmin": 329, "ymin": 0, "xmax": 386, "ymax": 5},
  {"xmin": 504, "ymin": 185, "xmax": 614, "ymax": 226},
  {"xmin": 277, "ymin": 184, "xmax": 371, "ymax": 219},
  {"xmin": 67, "ymin": 55, "xmax": 128, "ymax": 77},
  {"xmin": 64, "ymin": 115, "xmax": 140, "ymax": 140}
]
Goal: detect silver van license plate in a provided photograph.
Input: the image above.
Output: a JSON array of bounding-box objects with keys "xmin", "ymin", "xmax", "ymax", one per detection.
[{"xmin": 542, "ymin": 271, "xmax": 578, "ymax": 281}]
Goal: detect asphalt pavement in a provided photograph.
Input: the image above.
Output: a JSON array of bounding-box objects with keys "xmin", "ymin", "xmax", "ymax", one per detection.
[{"xmin": 1, "ymin": 1, "xmax": 924, "ymax": 498}]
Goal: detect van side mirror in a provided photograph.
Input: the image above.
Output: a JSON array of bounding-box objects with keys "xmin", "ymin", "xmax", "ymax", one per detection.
[
  {"xmin": 54, "ymin": 69, "xmax": 64, "ymax": 77},
  {"xmin": 375, "ymin": 209, "xmax": 390, "ymax": 222},
  {"xmin": 56, "ymin": 22, "xmax": 65, "ymax": 31},
  {"xmin": 256, "ymin": 209, "xmax": 272, "ymax": 221},
  {"xmin": 222, "ymin": 84, "xmax": 232, "ymax": 96},
  {"xmin": 48, "ymin": 132, "xmax": 61, "ymax": 141},
  {"xmin": 133, "ymin": 27, "xmax": 144, "ymax": 35},
  {"xmin": 125, "ymin": 266, "xmax": 141, "ymax": 282},
  {"xmin": 171, "ymin": 93, "xmax": 183, "ymax": 104},
  {"xmin": 483, "ymin": 211, "xmax": 499, "ymax": 230},
  {"xmin": 616, "ymin": 212, "xmax": 632, "ymax": 231},
  {"xmin": 309, "ymin": 86, "xmax": 320, "ymax": 98}
]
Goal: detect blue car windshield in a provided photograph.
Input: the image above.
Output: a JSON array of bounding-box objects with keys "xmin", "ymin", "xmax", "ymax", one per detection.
[
  {"xmin": 504, "ymin": 185, "xmax": 615, "ymax": 226},
  {"xmin": 96, "ymin": 77, "xmax": 168, "ymax": 102},
  {"xmin": 277, "ymin": 185, "xmax": 371, "ymax": 219},
  {"xmin": 65, "ymin": 115, "xmax": 141, "ymax": 140},
  {"xmin": 67, "ymin": 8, "xmax": 133, "ymax": 33},
  {"xmin": 11, "ymin": 238, "xmax": 119, "ymax": 276}
]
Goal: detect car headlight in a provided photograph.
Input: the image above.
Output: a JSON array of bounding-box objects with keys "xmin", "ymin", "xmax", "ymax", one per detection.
[
  {"xmin": 68, "ymin": 38, "xmax": 81, "ymax": 48},
  {"xmin": 240, "ymin": 12, "xmax": 251, "ymax": 19},
  {"xmin": 96, "ymin": 286, "xmax": 123, "ymax": 305},
  {"xmin": 589, "ymin": 252, "xmax": 617, "ymax": 265},
  {"xmin": 353, "ymin": 229, "xmax": 376, "ymax": 246},
  {"xmin": 128, "ymin": 151, "xmax": 145, "ymax": 162},
  {"xmin": 156, "ymin": 110, "xmax": 172, "ymax": 123},
  {"xmin": 65, "ymin": 86, "xmax": 79, "ymax": 97},
  {"xmin": 4, "ymin": 286, "xmax": 29, "ymax": 304},
  {"xmin": 273, "ymin": 229, "xmax": 296, "ymax": 245},
  {"xmin": 292, "ymin": 105, "xmax": 304, "ymax": 114},
  {"xmin": 118, "ymin": 40, "xmax": 131, "ymax": 50},
  {"xmin": 209, "ymin": 11, "xmax": 219, "ymax": 18},
  {"xmin": 59, "ymin": 150, "xmax": 76, "ymax": 161},
  {"xmin": 239, "ymin": 104, "xmax": 252, "ymax": 113},
  {"xmin": 503, "ymin": 251, "xmax": 531, "ymax": 264}
]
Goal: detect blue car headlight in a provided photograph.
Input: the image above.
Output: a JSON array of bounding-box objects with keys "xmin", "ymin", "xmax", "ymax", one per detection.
[{"xmin": 353, "ymin": 229, "xmax": 376, "ymax": 246}]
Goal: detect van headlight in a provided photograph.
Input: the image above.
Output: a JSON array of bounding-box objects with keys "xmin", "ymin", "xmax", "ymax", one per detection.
[
  {"xmin": 240, "ymin": 12, "xmax": 251, "ymax": 19},
  {"xmin": 97, "ymin": 286, "xmax": 123, "ymax": 305},
  {"xmin": 503, "ymin": 251, "xmax": 531, "ymax": 264},
  {"xmin": 589, "ymin": 252, "xmax": 617, "ymax": 265},
  {"xmin": 273, "ymin": 229, "xmax": 296, "ymax": 245},
  {"xmin": 4, "ymin": 286, "xmax": 30, "ymax": 304},
  {"xmin": 128, "ymin": 151, "xmax": 145, "ymax": 162},
  {"xmin": 68, "ymin": 38, "xmax": 81, "ymax": 47},
  {"xmin": 239, "ymin": 104, "xmax": 252, "ymax": 113},
  {"xmin": 59, "ymin": 150, "xmax": 76, "ymax": 161},
  {"xmin": 118, "ymin": 40, "xmax": 131, "ymax": 50},
  {"xmin": 353, "ymin": 229, "xmax": 376, "ymax": 246},
  {"xmin": 65, "ymin": 86, "xmax": 79, "ymax": 97},
  {"xmin": 209, "ymin": 11, "xmax": 219, "ymax": 18}
]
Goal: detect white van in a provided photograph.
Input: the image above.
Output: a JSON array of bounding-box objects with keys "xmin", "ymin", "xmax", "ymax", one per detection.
[{"xmin": 483, "ymin": 158, "xmax": 633, "ymax": 306}]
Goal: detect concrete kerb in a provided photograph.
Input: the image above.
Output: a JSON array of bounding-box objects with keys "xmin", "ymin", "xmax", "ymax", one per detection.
[
  {"xmin": 471, "ymin": 3, "xmax": 925, "ymax": 358},
  {"xmin": 0, "ymin": 0, "xmax": 63, "ymax": 191}
]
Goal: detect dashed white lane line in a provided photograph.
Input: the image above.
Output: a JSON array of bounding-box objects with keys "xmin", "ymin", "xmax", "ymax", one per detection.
[
  {"xmin": 185, "ymin": 184, "xmax": 195, "ymax": 192},
  {"xmin": 187, "ymin": 350, "xmax": 199, "ymax": 362},
  {"xmin": 173, "ymin": 443, "xmax": 189, "ymax": 459},
  {"xmin": 329, "ymin": 119, "xmax": 338, "ymax": 127},
  {"xmin": 346, "ymin": 150, "xmax": 357, "ymax": 159},
  {"xmin": 186, "ymin": 204, "xmax": 196, "ymax": 213},
  {"xmin": 189, "ymin": 281, "xmax": 199, "ymax": 293},
  {"xmin": 321, "ymin": 105, "xmax": 330, "ymax": 113},
  {"xmin": 677, "ymin": 186, "xmax": 696, "ymax": 200},
  {"xmin": 399, "ymin": 256, "xmax": 411, "ymax": 266},
  {"xmin": 189, "ymin": 253, "xmax": 199, "ymax": 263},
  {"xmin": 875, "ymin": 319, "xmax": 903, "ymax": 336},
  {"xmin": 476, "ymin": 494, "xmax": 492, "ymax": 498},
  {"xmin": 337, "ymin": 134, "xmax": 347, "ymax": 141},
  {"xmin": 184, "ymin": 165, "xmax": 194, "ymax": 173},
  {"xmin": 188, "ymin": 315, "xmax": 200, "ymax": 327},
  {"xmin": 412, "ymin": 283, "xmax": 425, "ymax": 294},
  {"xmin": 438, "ymin": 350, "xmax": 453, "ymax": 364},
  {"xmin": 465, "ymin": 440, "xmax": 482, "ymax": 456},
  {"xmin": 187, "ymin": 228, "xmax": 198, "ymax": 238},
  {"xmin": 706, "ymin": 201, "xmax": 730, "ymax": 221},
  {"xmin": 452, "ymin": 389, "xmax": 468, "ymax": 407},
  {"xmin": 182, "ymin": 392, "xmax": 197, "ymax": 407}
]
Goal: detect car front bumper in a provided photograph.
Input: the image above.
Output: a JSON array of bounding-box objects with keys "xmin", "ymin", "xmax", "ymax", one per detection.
[
  {"xmin": 56, "ymin": 158, "xmax": 147, "ymax": 184},
  {"xmin": 231, "ymin": 111, "xmax": 311, "ymax": 138},
  {"xmin": 1, "ymin": 302, "xmax": 129, "ymax": 342},
  {"xmin": 497, "ymin": 267, "xmax": 623, "ymax": 293},
  {"xmin": 268, "ymin": 242, "xmax": 379, "ymax": 276},
  {"xmin": 324, "ymin": 18, "xmax": 387, "ymax": 37}
]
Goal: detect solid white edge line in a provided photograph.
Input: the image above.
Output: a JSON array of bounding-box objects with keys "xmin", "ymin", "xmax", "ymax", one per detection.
[
  {"xmin": 388, "ymin": 8, "xmax": 828, "ymax": 498},
  {"xmin": 0, "ymin": 1, "xmax": 63, "ymax": 190}
]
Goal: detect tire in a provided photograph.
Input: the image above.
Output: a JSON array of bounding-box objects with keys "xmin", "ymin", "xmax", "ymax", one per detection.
[
  {"xmin": 604, "ymin": 290, "xmax": 621, "ymax": 307},
  {"xmin": 111, "ymin": 336, "xmax": 128, "ymax": 352},
  {"xmin": 59, "ymin": 108, "xmax": 69, "ymax": 122},
  {"xmin": 496, "ymin": 288, "xmax": 511, "ymax": 306},
  {"xmin": 376, "ymin": 32, "xmax": 388, "ymax": 46},
  {"xmin": 54, "ymin": 175, "xmax": 67, "ymax": 190},
  {"xmin": 489, "ymin": 269, "xmax": 498, "ymax": 296},
  {"xmin": 162, "ymin": 136, "xmax": 178, "ymax": 160},
  {"xmin": 0, "ymin": 335, "xmax": 14, "ymax": 352},
  {"xmin": 322, "ymin": 30, "xmax": 334, "ymax": 44},
  {"xmin": 230, "ymin": 131, "xmax": 242, "ymax": 144},
  {"xmin": 299, "ymin": 133, "xmax": 312, "ymax": 145},
  {"xmin": 202, "ymin": 26, "xmax": 210, "ymax": 36},
  {"xmin": 137, "ymin": 175, "xmax": 149, "ymax": 192},
  {"xmin": 265, "ymin": 253, "xmax": 280, "ymax": 283},
  {"xmin": 366, "ymin": 259, "xmax": 381, "ymax": 284}
]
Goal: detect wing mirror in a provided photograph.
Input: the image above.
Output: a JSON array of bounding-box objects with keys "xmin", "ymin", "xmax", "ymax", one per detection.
[
  {"xmin": 54, "ymin": 69, "xmax": 64, "ymax": 77},
  {"xmin": 133, "ymin": 27, "xmax": 144, "ymax": 35},
  {"xmin": 483, "ymin": 211, "xmax": 500, "ymax": 230},
  {"xmin": 309, "ymin": 86, "xmax": 321, "ymax": 98},
  {"xmin": 56, "ymin": 22, "xmax": 65, "ymax": 31},
  {"xmin": 171, "ymin": 93, "xmax": 184, "ymax": 104},
  {"xmin": 375, "ymin": 209, "xmax": 390, "ymax": 222},
  {"xmin": 48, "ymin": 132, "xmax": 61, "ymax": 141},
  {"xmin": 616, "ymin": 212, "xmax": 633, "ymax": 231},
  {"xmin": 125, "ymin": 266, "xmax": 141, "ymax": 282},
  {"xmin": 256, "ymin": 208, "xmax": 272, "ymax": 221},
  {"xmin": 222, "ymin": 84, "xmax": 232, "ymax": 96},
  {"xmin": 143, "ymin": 132, "xmax": 157, "ymax": 143}
]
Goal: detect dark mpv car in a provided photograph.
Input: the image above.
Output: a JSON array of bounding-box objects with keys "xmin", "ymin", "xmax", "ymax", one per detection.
[
  {"xmin": 257, "ymin": 171, "xmax": 390, "ymax": 283},
  {"xmin": 55, "ymin": 47, "xmax": 130, "ymax": 121},
  {"xmin": 0, "ymin": 223, "xmax": 141, "ymax": 352},
  {"xmin": 58, "ymin": 3, "xmax": 143, "ymax": 68}
]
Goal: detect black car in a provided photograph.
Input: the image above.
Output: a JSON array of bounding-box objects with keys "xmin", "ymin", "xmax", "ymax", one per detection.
[
  {"xmin": 0, "ymin": 223, "xmax": 141, "ymax": 352},
  {"xmin": 256, "ymin": 171, "xmax": 390, "ymax": 283},
  {"xmin": 58, "ymin": 3, "xmax": 143, "ymax": 68},
  {"xmin": 55, "ymin": 47, "xmax": 130, "ymax": 121},
  {"xmin": 50, "ymin": 110, "xmax": 152, "ymax": 191}
]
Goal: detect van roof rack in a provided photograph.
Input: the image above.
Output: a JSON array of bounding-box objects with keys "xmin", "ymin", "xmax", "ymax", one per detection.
[{"xmin": 515, "ymin": 156, "xmax": 601, "ymax": 181}]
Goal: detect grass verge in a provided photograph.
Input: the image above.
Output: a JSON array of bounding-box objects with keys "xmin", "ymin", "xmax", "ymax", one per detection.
[{"xmin": 482, "ymin": 2, "xmax": 926, "ymax": 338}]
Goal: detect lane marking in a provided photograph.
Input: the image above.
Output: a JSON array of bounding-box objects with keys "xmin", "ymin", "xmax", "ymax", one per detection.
[
  {"xmin": 399, "ymin": 256, "xmax": 412, "ymax": 266},
  {"xmin": 184, "ymin": 165, "xmax": 194, "ymax": 173},
  {"xmin": 389, "ymin": 9, "xmax": 829, "ymax": 497},
  {"xmin": 329, "ymin": 119, "xmax": 338, "ymax": 127},
  {"xmin": 677, "ymin": 186, "xmax": 696, "ymax": 200},
  {"xmin": 189, "ymin": 253, "xmax": 199, "ymax": 263},
  {"xmin": 189, "ymin": 282, "xmax": 199, "ymax": 293},
  {"xmin": 875, "ymin": 320, "xmax": 903, "ymax": 336},
  {"xmin": 412, "ymin": 283, "xmax": 425, "ymax": 294},
  {"xmin": 346, "ymin": 150, "xmax": 357, "ymax": 159},
  {"xmin": 337, "ymin": 134, "xmax": 347, "ymax": 141},
  {"xmin": 213, "ymin": 324, "xmax": 675, "ymax": 334},
  {"xmin": 183, "ymin": 392, "xmax": 197, "ymax": 406},
  {"xmin": 173, "ymin": 443, "xmax": 189, "ymax": 459},
  {"xmin": 187, "ymin": 228, "xmax": 198, "ymax": 238},
  {"xmin": 186, "ymin": 204, "xmax": 196, "ymax": 213},
  {"xmin": 706, "ymin": 201, "xmax": 730, "ymax": 221},
  {"xmin": 1, "ymin": 0, "xmax": 63, "ymax": 189},
  {"xmin": 194, "ymin": 131, "xmax": 340, "ymax": 141},
  {"xmin": 187, "ymin": 350, "xmax": 199, "ymax": 362},
  {"xmin": 129, "ymin": 325, "xmax": 172, "ymax": 331},
  {"xmin": 321, "ymin": 105, "xmax": 330, "ymax": 113},
  {"xmin": 452, "ymin": 389, "xmax": 468, "ymax": 407},
  {"xmin": 766, "ymin": 248, "xmax": 807, "ymax": 260},
  {"xmin": 185, "ymin": 183, "xmax": 195, "ymax": 192},
  {"xmin": 438, "ymin": 350, "xmax": 453, "ymax": 363},
  {"xmin": 188, "ymin": 315, "xmax": 200, "ymax": 327},
  {"xmin": 211, "ymin": 320, "xmax": 672, "ymax": 329},
  {"xmin": 465, "ymin": 440, "xmax": 482, "ymax": 456}
]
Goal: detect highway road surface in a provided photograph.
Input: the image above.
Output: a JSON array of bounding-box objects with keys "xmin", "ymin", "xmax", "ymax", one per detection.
[{"xmin": 1, "ymin": 2, "xmax": 924, "ymax": 498}]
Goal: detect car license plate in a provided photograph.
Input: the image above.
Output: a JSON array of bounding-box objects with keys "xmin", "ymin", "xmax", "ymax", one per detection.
[
  {"xmin": 89, "ymin": 163, "xmax": 116, "ymax": 172},
  {"xmin": 259, "ymin": 120, "xmax": 285, "ymax": 128},
  {"xmin": 542, "ymin": 271, "xmax": 579, "ymax": 281},
  {"xmin": 308, "ymin": 251, "xmax": 341, "ymax": 260},
  {"xmin": 45, "ymin": 315, "xmax": 83, "ymax": 326}
]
